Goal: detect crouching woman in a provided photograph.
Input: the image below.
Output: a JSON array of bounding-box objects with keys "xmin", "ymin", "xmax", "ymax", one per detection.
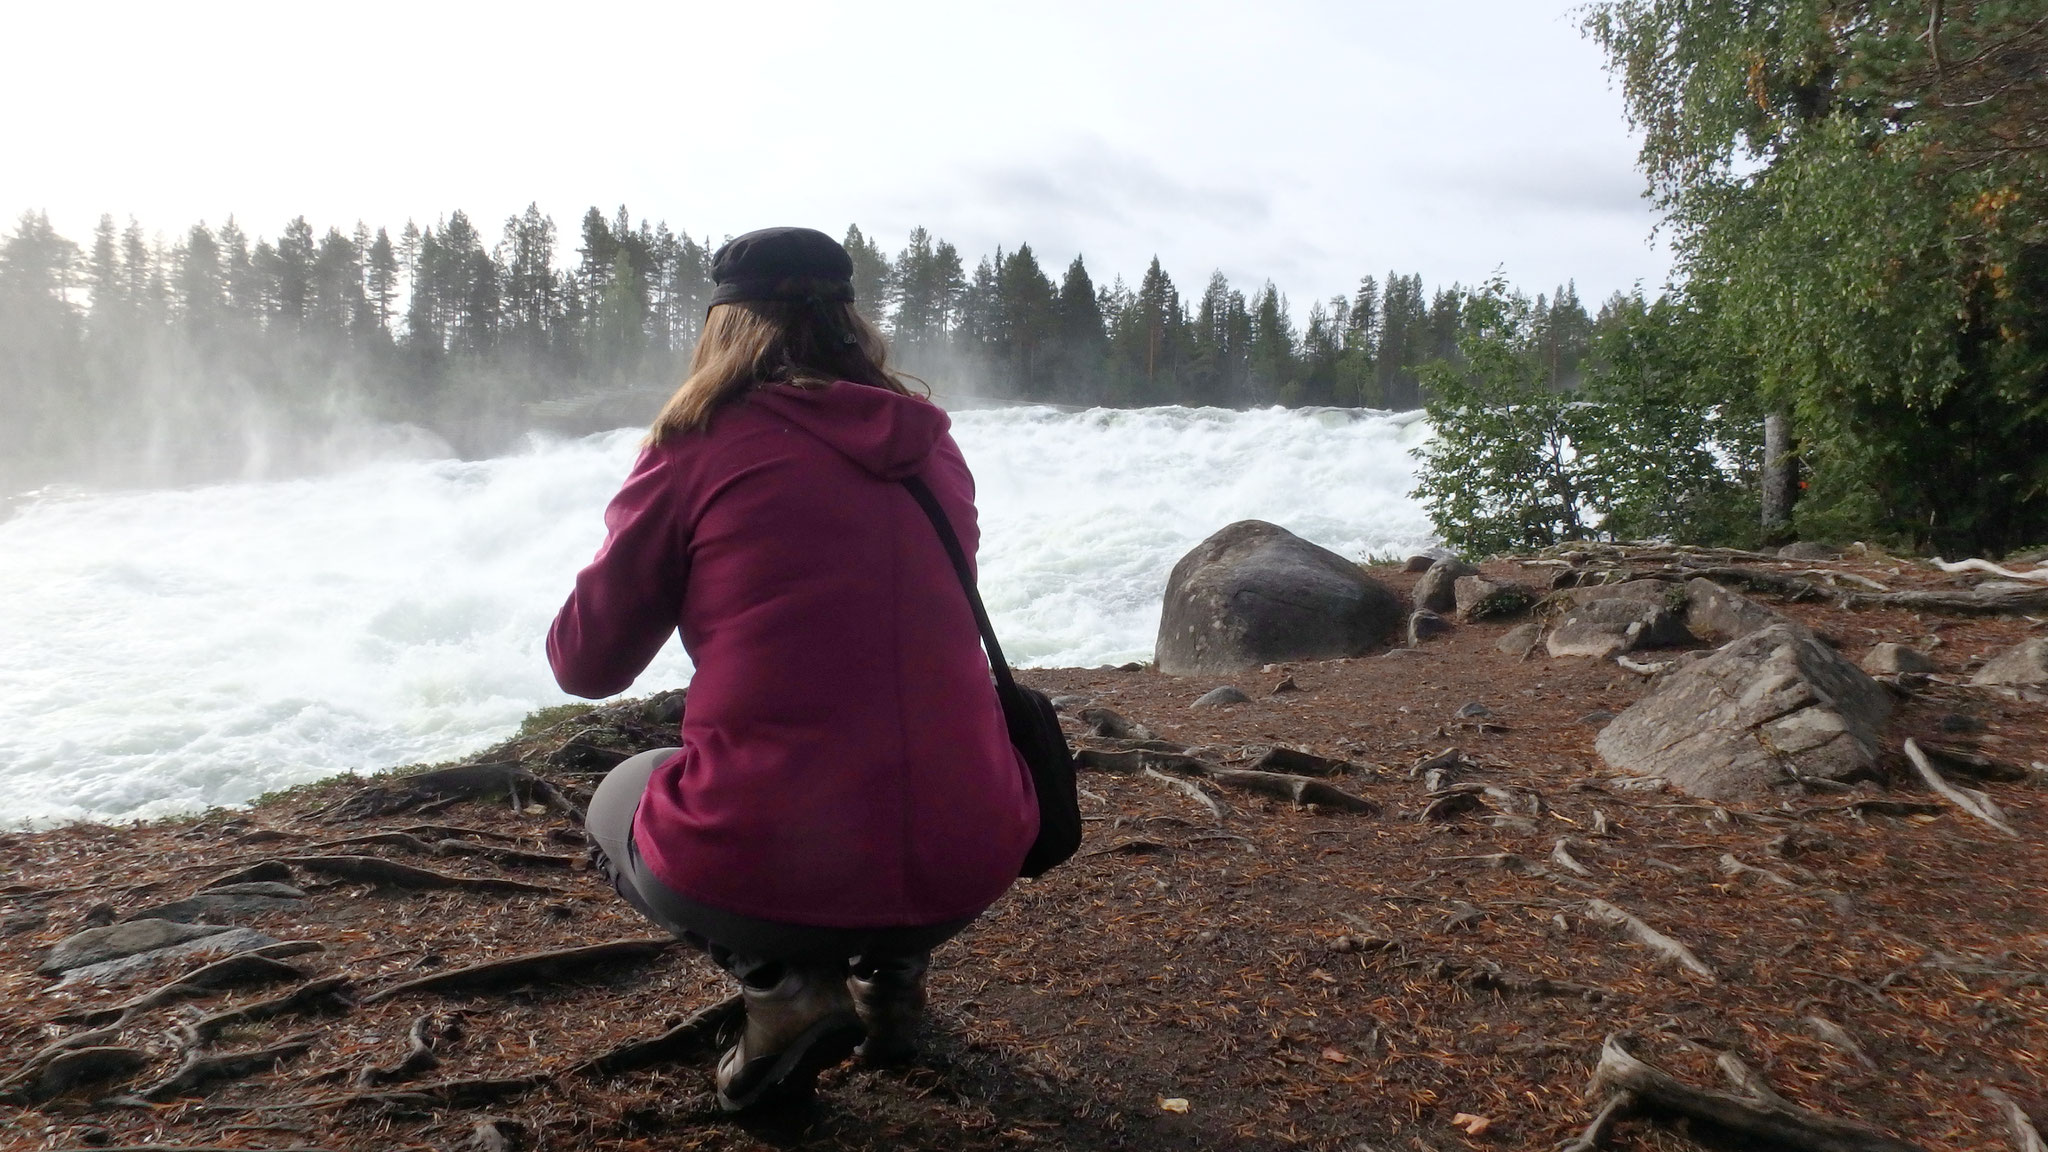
[{"xmin": 547, "ymin": 227, "xmax": 1037, "ymax": 1110}]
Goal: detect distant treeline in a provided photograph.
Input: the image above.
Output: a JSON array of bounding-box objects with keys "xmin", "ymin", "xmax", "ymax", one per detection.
[{"xmin": 0, "ymin": 205, "xmax": 1619, "ymax": 491}]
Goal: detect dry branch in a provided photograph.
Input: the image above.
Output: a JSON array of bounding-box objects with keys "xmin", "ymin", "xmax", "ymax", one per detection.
[
  {"xmin": 362, "ymin": 938, "xmax": 674, "ymax": 1003},
  {"xmin": 1584, "ymin": 899, "xmax": 1717, "ymax": 981},
  {"xmin": 1550, "ymin": 839, "xmax": 1593, "ymax": 877},
  {"xmin": 1588, "ymin": 1033, "xmax": 1926, "ymax": 1152},
  {"xmin": 1556, "ymin": 1090, "xmax": 1635, "ymax": 1152},
  {"xmin": 1804, "ymin": 1015, "xmax": 1879, "ymax": 1071},
  {"xmin": 1903, "ymin": 739, "xmax": 2019, "ymax": 837}
]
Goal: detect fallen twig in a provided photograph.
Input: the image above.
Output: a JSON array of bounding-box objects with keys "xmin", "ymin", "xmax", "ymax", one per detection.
[{"xmin": 1985, "ymin": 1087, "xmax": 2046, "ymax": 1152}]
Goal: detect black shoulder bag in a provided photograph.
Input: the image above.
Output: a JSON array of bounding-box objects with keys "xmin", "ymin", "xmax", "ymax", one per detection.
[{"xmin": 900, "ymin": 476, "xmax": 1081, "ymax": 878}]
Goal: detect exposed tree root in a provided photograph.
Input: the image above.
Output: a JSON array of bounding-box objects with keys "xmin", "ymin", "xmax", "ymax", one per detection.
[
  {"xmin": 1985, "ymin": 1087, "xmax": 2047, "ymax": 1152},
  {"xmin": 430, "ymin": 840, "xmax": 579, "ymax": 869},
  {"xmin": 1551, "ymin": 839, "xmax": 1594, "ymax": 877},
  {"xmin": 357, "ymin": 1012, "xmax": 460, "ymax": 1087},
  {"xmin": 1719, "ymin": 853, "xmax": 1799, "ymax": 888},
  {"xmin": 362, "ymin": 938, "xmax": 674, "ymax": 1004},
  {"xmin": 1583, "ymin": 899, "xmax": 1717, "ymax": 982},
  {"xmin": 316, "ymin": 763, "xmax": 579, "ymax": 823},
  {"xmin": 1556, "ymin": 1090, "xmax": 1635, "ymax": 1152},
  {"xmin": 277, "ymin": 855, "xmax": 563, "ymax": 895},
  {"xmin": 1803, "ymin": 1015, "xmax": 1879, "ymax": 1072},
  {"xmin": 0, "ymin": 1044, "xmax": 151, "ymax": 1104},
  {"xmin": 1205, "ymin": 769, "xmax": 1378, "ymax": 813},
  {"xmin": 332, "ymin": 1074, "xmax": 548, "ymax": 1111},
  {"xmin": 571, "ymin": 993, "xmax": 744, "ymax": 1078},
  {"xmin": 183, "ymin": 977, "xmax": 354, "ymax": 1045},
  {"xmin": 1904, "ymin": 739, "xmax": 2019, "ymax": 837},
  {"xmin": 1587, "ymin": 1033, "xmax": 1926, "ymax": 1152},
  {"xmin": 1249, "ymin": 746, "xmax": 1357, "ymax": 777},
  {"xmin": 1143, "ymin": 767, "xmax": 1227, "ymax": 821},
  {"xmin": 140, "ymin": 1032, "xmax": 320, "ymax": 1101},
  {"xmin": 61, "ymin": 952, "xmax": 308, "ymax": 1027}
]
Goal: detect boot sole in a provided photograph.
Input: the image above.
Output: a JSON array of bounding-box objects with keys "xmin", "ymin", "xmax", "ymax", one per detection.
[{"xmin": 715, "ymin": 1011, "xmax": 863, "ymax": 1113}]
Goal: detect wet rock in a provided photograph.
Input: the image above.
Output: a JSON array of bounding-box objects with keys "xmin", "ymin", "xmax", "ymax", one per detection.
[
  {"xmin": 1155, "ymin": 520, "xmax": 1403, "ymax": 675},
  {"xmin": 1861, "ymin": 643, "xmax": 1935, "ymax": 676},
  {"xmin": 40, "ymin": 919, "xmax": 235, "ymax": 976},
  {"xmin": 1412, "ymin": 557, "xmax": 1478, "ymax": 615},
  {"xmin": 1682, "ymin": 577, "xmax": 1789, "ymax": 643},
  {"xmin": 57, "ymin": 928, "xmax": 284, "ymax": 987},
  {"xmin": 1595, "ymin": 624, "xmax": 1892, "ymax": 802},
  {"xmin": 1971, "ymin": 637, "xmax": 2048, "ymax": 686},
  {"xmin": 1453, "ymin": 576, "xmax": 1536, "ymax": 622},
  {"xmin": 1777, "ymin": 541, "xmax": 1839, "ymax": 560},
  {"xmin": 1546, "ymin": 597, "xmax": 1694, "ymax": 660},
  {"xmin": 1192, "ymin": 686, "xmax": 1250, "ymax": 708},
  {"xmin": 1495, "ymin": 622, "xmax": 1542, "ymax": 658},
  {"xmin": 1406, "ymin": 609, "xmax": 1451, "ymax": 646}
]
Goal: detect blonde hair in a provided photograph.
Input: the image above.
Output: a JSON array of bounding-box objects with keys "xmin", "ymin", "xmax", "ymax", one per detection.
[{"xmin": 648, "ymin": 300, "xmax": 919, "ymax": 442}]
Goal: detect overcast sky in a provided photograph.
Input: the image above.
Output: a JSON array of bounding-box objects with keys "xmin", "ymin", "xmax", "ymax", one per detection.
[{"xmin": 4, "ymin": 0, "xmax": 1671, "ymax": 309}]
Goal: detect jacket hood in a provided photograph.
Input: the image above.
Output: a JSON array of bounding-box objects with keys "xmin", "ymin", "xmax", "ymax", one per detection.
[{"xmin": 746, "ymin": 382, "xmax": 951, "ymax": 481}]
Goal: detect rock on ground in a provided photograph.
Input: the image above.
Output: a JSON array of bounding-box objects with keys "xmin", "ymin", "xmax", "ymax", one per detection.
[
  {"xmin": 55, "ymin": 928, "xmax": 283, "ymax": 987},
  {"xmin": 1546, "ymin": 582, "xmax": 1694, "ymax": 660},
  {"xmin": 38, "ymin": 919, "xmax": 233, "ymax": 976},
  {"xmin": 1972, "ymin": 636, "xmax": 2048, "ymax": 686},
  {"xmin": 1862, "ymin": 642, "xmax": 1935, "ymax": 675},
  {"xmin": 1407, "ymin": 609, "xmax": 1451, "ymax": 646},
  {"xmin": 1683, "ymin": 577, "xmax": 1789, "ymax": 643},
  {"xmin": 1411, "ymin": 557, "xmax": 1477, "ymax": 615},
  {"xmin": 1154, "ymin": 521, "xmax": 1402, "ymax": 676},
  {"xmin": 1595, "ymin": 624, "xmax": 1893, "ymax": 802},
  {"xmin": 1452, "ymin": 576, "xmax": 1536, "ymax": 622}
]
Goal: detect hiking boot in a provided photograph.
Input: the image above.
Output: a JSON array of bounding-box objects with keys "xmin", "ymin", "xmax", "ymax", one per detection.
[
  {"xmin": 848, "ymin": 955, "xmax": 928, "ymax": 1065},
  {"xmin": 714, "ymin": 963, "xmax": 863, "ymax": 1112}
]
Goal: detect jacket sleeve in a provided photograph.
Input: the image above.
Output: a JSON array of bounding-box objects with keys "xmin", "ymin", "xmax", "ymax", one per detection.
[{"xmin": 547, "ymin": 446, "xmax": 689, "ymax": 698}]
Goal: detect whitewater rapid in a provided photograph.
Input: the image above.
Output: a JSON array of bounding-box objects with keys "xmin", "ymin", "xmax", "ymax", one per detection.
[{"xmin": 0, "ymin": 405, "xmax": 1435, "ymax": 825}]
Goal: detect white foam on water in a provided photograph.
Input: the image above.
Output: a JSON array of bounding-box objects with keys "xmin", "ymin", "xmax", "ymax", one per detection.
[{"xmin": 0, "ymin": 405, "xmax": 1435, "ymax": 825}]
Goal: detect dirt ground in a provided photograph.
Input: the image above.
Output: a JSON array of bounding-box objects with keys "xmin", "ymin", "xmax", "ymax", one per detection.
[{"xmin": 1, "ymin": 550, "xmax": 2044, "ymax": 1152}]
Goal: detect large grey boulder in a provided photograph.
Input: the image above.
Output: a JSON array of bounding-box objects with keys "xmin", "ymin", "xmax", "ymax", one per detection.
[
  {"xmin": 1972, "ymin": 637, "xmax": 2048, "ymax": 686},
  {"xmin": 1595, "ymin": 624, "xmax": 1892, "ymax": 802},
  {"xmin": 1547, "ymin": 596, "xmax": 1695, "ymax": 660},
  {"xmin": 39, "ymin": 919, "xmax": 233, "ymax": 976},
  {"xmin": 1411, "ymin": 557, "xmax": 1478, "ymax": 614},
  {"xmin": 1862, "ymin": 643, "xmax": 1935, "ymax": 676},
  {"xmin": 1155, "ymin": 521, "xmax": 1403, "ymax": 676}
]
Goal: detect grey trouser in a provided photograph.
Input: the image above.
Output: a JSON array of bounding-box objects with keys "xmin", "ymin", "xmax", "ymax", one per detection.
[{"xmin": 586, "ymin": 747, "xmax": 978, "ymax": 986}]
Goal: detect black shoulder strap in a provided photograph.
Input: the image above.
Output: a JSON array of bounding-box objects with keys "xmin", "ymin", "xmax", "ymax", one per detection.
[{"xmin": 900, "ymin": 475, "xmax": 1019, "ymax": 698}]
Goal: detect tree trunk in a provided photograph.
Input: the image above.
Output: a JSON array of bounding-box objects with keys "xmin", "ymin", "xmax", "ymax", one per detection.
[{"xmin": 1762, "ymin": 410, "xmax": 1800, "ymax": 539}]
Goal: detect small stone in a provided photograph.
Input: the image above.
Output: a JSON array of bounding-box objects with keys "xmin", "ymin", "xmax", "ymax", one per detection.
[
  {"xmin": 1495, "ymin": 622, "xmax": 1542, "ymax": 658},
  {"xmin": 1079, "ymin": 706, "xmax": 1153, "ymax": 740},
  {"xmin": 80, "ymin": 904, "xmax": 116, "ymax": 928},
  {"xmin": 55, "ymin": 927, "xmax": 282, "ymax": 987},
  {"xmin": 1578, "ymin": 710, "xmax": 1616, "ymax": 726},
  {"xmin": 39, "ymin": 919, "xmax": 235, "ymax": 975},
  {"xmin": 1938, "ymin": 711, "xmax": 1985, "ymax": 733},
  {"xmin": 1412, "ymin": 557, "xmax": 1480, "ymax": 614},
  {"xmin": 1455, "ymin": 702, "xmax": 1493, "ymax": 719},
  {"xmin": 1777, "ymin": 541, "xmax": 1839, "ymax": 560},
  {"xmin": 1402, "ymin": 554, "xmax": 1438, "ymax": 573},
  {"xmin": 1406, "ymin": 609, "xmax": 1452, "ymax": 646},
  {"xmin": 1860, "ymin": 642, "xmax": 1934, "ymax": 676},
  {"xmin": 1047, "ymin": 694, "xmax": 1092, "ymax": 712},
  {"xmin": 1191, "ymin": 686, "xmax": 1251, "ymax": 708},
  {"xmin": 1116, "ymin": 661, "xmax": 1146, "ymax": 672}
]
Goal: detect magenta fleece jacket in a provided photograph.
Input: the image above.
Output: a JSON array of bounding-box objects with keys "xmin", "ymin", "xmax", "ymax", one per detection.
[{"xmin": 547, "ymin": 382, "xmax": 1037, "ymax": 927}]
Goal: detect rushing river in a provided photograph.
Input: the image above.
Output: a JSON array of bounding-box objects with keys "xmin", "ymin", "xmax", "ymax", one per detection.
[{"xmin": 0, "ymin": 404, "xmax": 1435, "ymax": 825}]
